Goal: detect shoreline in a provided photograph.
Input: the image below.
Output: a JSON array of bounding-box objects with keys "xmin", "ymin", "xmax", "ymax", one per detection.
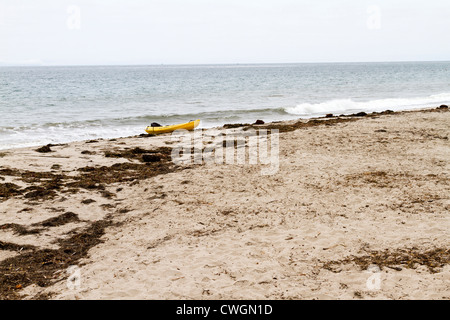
[
  {"xmin": 1, "ymin": 105, "xmax": 447, "ymax": 153},
  {"xmin": 0, "ymin": 106, "xmax": 449, "ymax": 300}
]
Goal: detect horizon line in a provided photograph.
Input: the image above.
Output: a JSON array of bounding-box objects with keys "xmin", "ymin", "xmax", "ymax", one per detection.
[{"xmin": 1, "ymin": 59, "xmax": 449, "ymax": 68}]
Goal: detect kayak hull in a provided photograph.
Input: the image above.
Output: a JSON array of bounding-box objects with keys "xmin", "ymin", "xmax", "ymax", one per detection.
[{"xmin": 145, "ymin": 120, "xmax": 200, "ymax": 135}]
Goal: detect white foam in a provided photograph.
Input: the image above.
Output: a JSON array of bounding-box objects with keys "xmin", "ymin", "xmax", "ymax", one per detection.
[
  {"xmin": 285, "ymin": 93, "xmax": 450, "ymax": 116},
  {"xmin": 0, "ymin": 125, "xmax": 144, "ymax": 150}
]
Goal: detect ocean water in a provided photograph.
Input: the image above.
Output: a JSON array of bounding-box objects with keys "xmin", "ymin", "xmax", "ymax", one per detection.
[{"xmin": 0, "ymin": 62, "xmax": 449, "ymax": 150}]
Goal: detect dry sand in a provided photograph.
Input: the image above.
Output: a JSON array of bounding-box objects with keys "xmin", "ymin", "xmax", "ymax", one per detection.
[{"xmin": 0, "ymin": 108, "xmax": 449, "ymax": 300}]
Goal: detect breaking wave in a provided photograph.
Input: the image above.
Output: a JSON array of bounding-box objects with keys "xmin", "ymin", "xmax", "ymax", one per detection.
[{"xmin": 285, "ymin": 93, "xmax": 450, "ymax": 116}]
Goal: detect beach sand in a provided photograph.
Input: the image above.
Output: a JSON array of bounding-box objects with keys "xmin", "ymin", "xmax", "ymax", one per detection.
[{"xmin": 0, "ymin": 107, "xmax": 449, "ymax": 300}]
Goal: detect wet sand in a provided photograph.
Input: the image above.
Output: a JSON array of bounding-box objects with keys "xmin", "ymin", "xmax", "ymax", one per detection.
[{"xmin": 0, "ymin": 107, "xmax": 449, "ymax": 300}]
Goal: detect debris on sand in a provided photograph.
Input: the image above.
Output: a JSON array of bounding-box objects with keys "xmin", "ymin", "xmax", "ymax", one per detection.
[
  {"xmin": 142, "ymin": 154, "xmax": 162, "ymax": 163},
  {"xmin": 34, "ymin": 212, "xmax": 80, "ymax": 228},
  {"xmin": 35, "ymin": 145, "xmax": 52, "ymax": 153},
  {"xmin": 0, "ymin": 214, "xmax": 118, "ymax": 300},
  {"xmin": 81, "ymin": 150, "xmax": 96, "ymax": 155},
  {"xmin": 349, "ymin": 112, "xmax": 368, "ymax": 117},
  {"xmin": 0, "ymin": 147, "xmax": 178, "ymax": 202},
  {"xmin": 0, "ymin": 183, "xmax": 23, "ymax": 199},
  {"xmin": 323, "ymin": 247, "xmax": 450, "ymax": 274},
  {"xmin": 81, "ymin": 199, "xmax": 96, "ymax": 205},
  {"xmin": 223, "ymin": 123, "xmax": 252, "ymax": 129}
]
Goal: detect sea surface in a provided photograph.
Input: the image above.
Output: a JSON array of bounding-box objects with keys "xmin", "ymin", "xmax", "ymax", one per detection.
[{"xmin": 0, "ymin": 62, "xmax": 449, "ymax": 150}]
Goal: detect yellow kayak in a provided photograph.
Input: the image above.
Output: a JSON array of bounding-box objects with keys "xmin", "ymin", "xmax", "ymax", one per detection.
[{"xmin": 145, "ymin": 120, "xmax": 201, "ymax": 135}]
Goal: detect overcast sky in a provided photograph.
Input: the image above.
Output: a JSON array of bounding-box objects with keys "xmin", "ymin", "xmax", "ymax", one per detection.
[{"xmin": 1, "ymin": 0, "xmax": 449, "ymax": 65}]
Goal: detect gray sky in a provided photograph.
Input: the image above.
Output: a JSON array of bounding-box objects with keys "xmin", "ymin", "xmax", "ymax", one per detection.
[{"xmin": 1, "ymin": 0, "xmax": 449, "ymax": 65}]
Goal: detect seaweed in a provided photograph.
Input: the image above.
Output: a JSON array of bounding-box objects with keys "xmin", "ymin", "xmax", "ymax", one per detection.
[
  {"xmin": 323, "ymin": 247, "xmax": 450, "ymax": 274},
  {"xmin": 33, "ymin": 212, "xmax": 80, "ymax": 228},
  {"xmin": 0, "ymin": 223, "xmax": 41, "ymax": 236},
  {"xmin": 35, "ymin": 145, "xmax": 52, "ymax": 153},
  {"xmin": 0, "ymin": 214, "xmax": 118, "ymax": 300},
  {"xmin": 0, "ymin": 183, "xmax": 23, "ymax": 199},
  {"xmin": 0, "ymin": 147, "xmax": 178, "ymax": 202},
  {"xmin": 104, "ymin": 146, "xmax": 171, "ymax": 162}
]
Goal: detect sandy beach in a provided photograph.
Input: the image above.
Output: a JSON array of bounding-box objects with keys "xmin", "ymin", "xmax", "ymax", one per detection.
[{"xmin": 0, "ymin": 107, "xmax": 449, "ymax": 300}]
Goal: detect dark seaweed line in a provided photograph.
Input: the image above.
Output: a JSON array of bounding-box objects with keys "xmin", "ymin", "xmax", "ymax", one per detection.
[
  {"xmin": 0, "ymin": 213, "xmax": 121, "ymax": 300},
  {"xmin": 0, "ymin": 147, "xmax": 178, "ymax": 202},
  {"xmin": 0, "ymin": 148, "xmax": 181, "ymax": 299},
  {"xmin": 322, "ymin": 247, "xmax": 450, "ymax": 274}
]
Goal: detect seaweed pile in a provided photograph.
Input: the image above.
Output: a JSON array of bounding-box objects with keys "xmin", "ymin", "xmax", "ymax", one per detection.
[
  {"xmin": 0, "ymin": 147, "xmax": 179, "ymax": 202},
  {"xmin": 0, "ymin": 213, "xmax": 117, "ymax": 300},
  {"xmin": 322, "ymin": 247, "xmax": 450, "ymax": 274},
  {"xmin": 0, "ymin": 146, "xmax": 181, "ymax": 299}
]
